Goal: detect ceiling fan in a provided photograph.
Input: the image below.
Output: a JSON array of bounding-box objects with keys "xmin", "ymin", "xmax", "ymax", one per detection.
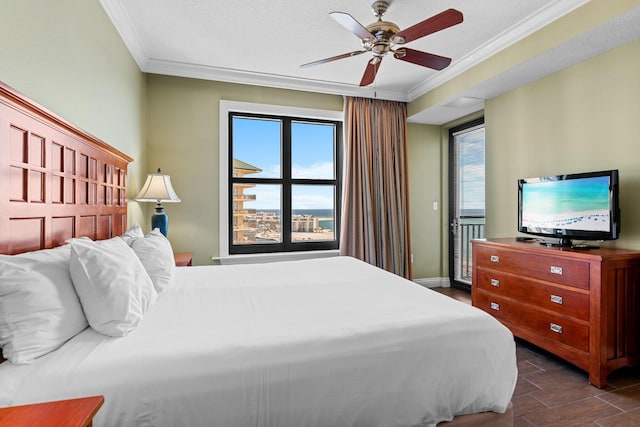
[{"xmin": 301, "ymin": 1, "xmax": 463, "ymax": 87}]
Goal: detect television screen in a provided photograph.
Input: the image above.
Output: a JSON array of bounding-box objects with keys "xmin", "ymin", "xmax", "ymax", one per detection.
[
  {"xmin": 521, "ymin": 176, "xmax": 611, "ymax": 232},
  {"xmin": 518, "ymin": 170, "xmax": 619, "ymax": 246}
]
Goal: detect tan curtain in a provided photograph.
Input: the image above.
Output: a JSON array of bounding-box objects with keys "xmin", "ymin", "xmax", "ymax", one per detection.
[{"xmin": 340, "ymin": 96, "xmax": 412, "ymax": 279}]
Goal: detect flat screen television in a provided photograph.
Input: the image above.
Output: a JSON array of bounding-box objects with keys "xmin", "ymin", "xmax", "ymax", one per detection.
[{"xmin": 518, "ymin": 169, "xmax": 620, "ymax": 247}]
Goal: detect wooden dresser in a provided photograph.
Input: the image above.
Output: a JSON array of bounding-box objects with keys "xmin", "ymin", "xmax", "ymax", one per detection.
[{"xmin": 471, "ymin": 238, "xmax": 640, "ymax": 387}]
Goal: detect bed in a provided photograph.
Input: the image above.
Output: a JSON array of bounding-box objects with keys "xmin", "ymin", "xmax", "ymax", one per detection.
[{"xmin": 0, "ymin": 81, "xmax": 517, "ymax": 426}]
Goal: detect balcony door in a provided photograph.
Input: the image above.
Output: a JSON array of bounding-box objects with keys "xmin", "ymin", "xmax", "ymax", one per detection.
[{"xmin": 448, "ymin": 118, "xmax": 485, "ymax": 290}]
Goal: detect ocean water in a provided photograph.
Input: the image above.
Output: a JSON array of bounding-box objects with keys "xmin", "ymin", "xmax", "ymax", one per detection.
[
  {"xmin": 522, "ymin": 176, "xmax": 610, "ymax": 215},
  {"xmin": 460, "ymin": 209, "xmax": 485, "ymax": 217},
  {"xmin": 258, "ymin": 209, "xmax": 334, "ymax": 217},
  {"xmin": 293, "ymin": 209, "xmax": 334, "ymax": 218}
]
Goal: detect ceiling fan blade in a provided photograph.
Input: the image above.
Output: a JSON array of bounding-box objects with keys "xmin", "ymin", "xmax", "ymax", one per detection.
[
  {"xmin": 359, "ymin": 57, "xmax": 382, "ymax": 87},
  {"xmin": 330, "ymin": 11, "xmax": 375, "ymax": 41},
  {"xmin": 300, "ymin": 50, "xmax": 367, "ymax": 68},
  {"xmin": 393, "ymin": 8, "xmax": 463, "ymax": 44},
  {"xmin": 394, "ymin": 47, "xmax": 451, "ymax": 70}
]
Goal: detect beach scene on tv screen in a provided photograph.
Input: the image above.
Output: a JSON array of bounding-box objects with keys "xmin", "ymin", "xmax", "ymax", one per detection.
[{"xmin": 522, "ymin": 176, "xmax": 610, "ymax": 232}]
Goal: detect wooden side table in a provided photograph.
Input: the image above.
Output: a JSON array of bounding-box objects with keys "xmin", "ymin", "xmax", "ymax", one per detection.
[
  {"xmin": 174, "ymin": 251, "xmax": 193, "ymax": 266},
  {"xmin": 0, "ymin": 395, "xmax": 104, "ymax": 427}
]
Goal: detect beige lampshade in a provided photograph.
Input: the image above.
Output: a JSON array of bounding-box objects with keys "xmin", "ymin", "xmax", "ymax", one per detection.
[{"xmin": 135, "ymin": 168, "xmax": 181, "ymax": 202}]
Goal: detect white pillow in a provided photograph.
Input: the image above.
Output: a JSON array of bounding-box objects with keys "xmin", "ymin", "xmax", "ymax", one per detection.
[
  {"xmin": 69, "ymin": 237, "xmax": 157, "ymax": 337},
  {"xmin": 130, "ymin": 228, "xmax": 176, "ymax": 293},
  {"xmin": 120, "ymin": 223, "xmax": 144, "ymax": 245},
  {"xmin": 0, "ymin": 246, "xmax": 88, "ymax": 364}
]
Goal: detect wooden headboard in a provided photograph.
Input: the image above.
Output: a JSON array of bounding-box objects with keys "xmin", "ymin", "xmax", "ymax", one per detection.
[{"xmin": 0, "ymin": 81, "xmax": 133, "ymax": 255}]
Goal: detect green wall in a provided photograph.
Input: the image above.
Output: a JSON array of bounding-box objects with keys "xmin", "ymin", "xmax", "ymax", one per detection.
[
  {"xmin": 485, "ymin": 37, "xmax": 640, "ymax": 249},
  {"xmin": 407, "ymin": 123, "xmax": 442, "ymax": 279},
  {"xmin": 144, "ymin": 75, "xmax": 343, "ymax": 264},
  {"xmin": 0, "ymin": 0, "xmax": 147, "ymax": 226}
]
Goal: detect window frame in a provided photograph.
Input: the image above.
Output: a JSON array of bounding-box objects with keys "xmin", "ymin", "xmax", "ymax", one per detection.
[{"xmin": 219, "ymin": 101, "xmax": 343, "ymax": 258}]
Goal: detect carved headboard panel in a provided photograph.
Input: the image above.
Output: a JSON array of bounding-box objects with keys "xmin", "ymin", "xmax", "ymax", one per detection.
[{"xmin": 0, "ymin": 82, "xmax": 133, "ymax": 255}]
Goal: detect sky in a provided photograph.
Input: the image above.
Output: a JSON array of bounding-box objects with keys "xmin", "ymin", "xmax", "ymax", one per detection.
[
  {"xmin": 457, "ymin": 127, "xmax": 485, "ymax": 212},
  {"xmin": 232, "ymin": 117, "xmax": 336, "ymax": 210}
]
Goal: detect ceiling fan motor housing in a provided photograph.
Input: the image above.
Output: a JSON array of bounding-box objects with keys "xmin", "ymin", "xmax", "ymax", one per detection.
[{"xmin": 365, "ymin": 20, "xmax": 400, "ymax": 56}]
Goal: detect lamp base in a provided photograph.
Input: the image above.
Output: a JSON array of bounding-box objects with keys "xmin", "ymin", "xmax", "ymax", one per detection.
[{"xmin": 151, "ymin": 203, "xmax": 169, "ymax": 236}]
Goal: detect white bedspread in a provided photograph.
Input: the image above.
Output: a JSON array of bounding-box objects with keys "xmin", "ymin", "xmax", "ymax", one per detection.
[{"xmin": 0, "ymin": 256, "xmax": 516, "ymax": 427}]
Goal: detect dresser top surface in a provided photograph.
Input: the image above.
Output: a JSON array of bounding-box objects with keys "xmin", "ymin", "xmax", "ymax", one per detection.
[{"xmin": 472, "ymin": 238, "xmax": 640, "ymax": 261}]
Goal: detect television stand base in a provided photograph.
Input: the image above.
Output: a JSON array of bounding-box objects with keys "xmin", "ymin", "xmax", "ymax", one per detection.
[
  {"xmin": 538, "ymin": 238, "xmax": 600, "ymax": 249},
  {"xmin": 539, "ymin": 238, "xmax": 573, "ymax": 247},
  {"xmin": 570, "ymin": 244, "xmax": 600, "ymax": 250}
]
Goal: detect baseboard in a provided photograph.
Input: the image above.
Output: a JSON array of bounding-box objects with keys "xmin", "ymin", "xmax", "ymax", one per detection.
[{"xmin": 413, "ymin": 277, "xmax": 451, "ymax": 288}]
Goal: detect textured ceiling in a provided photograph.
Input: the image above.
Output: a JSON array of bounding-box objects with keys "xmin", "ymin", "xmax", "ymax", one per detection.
[{"xmin": 100, "ymin": 0, "xmax": 639, "ymax": 123}]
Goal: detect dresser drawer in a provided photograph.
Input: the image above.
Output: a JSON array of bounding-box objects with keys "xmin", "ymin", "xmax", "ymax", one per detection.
[
  {"xmin": 476, "ymin": 290, "xmax": 589, "ymax": 352},
  {"xmin": 476, "ymin": 268, "xmax": 590, "ymax": 321},
  {"xmin": 475, "ymin": 245, "xmax": 590, "ymax": 289}
]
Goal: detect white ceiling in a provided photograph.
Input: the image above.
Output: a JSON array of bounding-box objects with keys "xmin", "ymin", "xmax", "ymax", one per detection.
[{"xmin": 100, "ymin": 0, "xmax": 640, "ymax": 124}]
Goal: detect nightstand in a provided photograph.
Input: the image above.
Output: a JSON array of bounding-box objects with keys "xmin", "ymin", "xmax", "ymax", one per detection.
[
  {"xmin": 174, "ymin": 252, "xmax": 193, "ymax": 266},
  {"xmin": 0, "ymin": 395, "xmax": 104, "ymax": 427}
]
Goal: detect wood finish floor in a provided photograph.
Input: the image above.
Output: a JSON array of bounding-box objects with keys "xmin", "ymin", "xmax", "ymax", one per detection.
[{"xmin": 431, "ymin": 286, "xmax": 640, "ymax": 427}]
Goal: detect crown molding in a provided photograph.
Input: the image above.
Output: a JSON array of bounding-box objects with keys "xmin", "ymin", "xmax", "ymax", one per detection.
[
  {"xmin": 406, "ymin": 0, "xmax": 588, "ymax": 100},
  {"xmin": 99, "ymin": 0, "xmax": 148, "ymax": 69},
  {"xmin": 101, "ymin": 0, "xmax": 588, "ymax": 101},
  {"xmin": 142, "ymin": 58, "xmax": 410, "ymax": 101}
]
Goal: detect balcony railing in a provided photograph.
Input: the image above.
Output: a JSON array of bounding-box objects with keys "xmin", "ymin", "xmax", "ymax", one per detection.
[{"xmin": 457, "ymin": 216, "xmax": 485, "ymax": 283}]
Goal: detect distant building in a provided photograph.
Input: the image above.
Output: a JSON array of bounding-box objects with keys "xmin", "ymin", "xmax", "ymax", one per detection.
[
  {"xmin": 232, "ymin": 159, "xmax": 261, "ymax": 243},
  {"xmin": 292, "ymin": 215, "xmax": 319, "ymax": 232}
]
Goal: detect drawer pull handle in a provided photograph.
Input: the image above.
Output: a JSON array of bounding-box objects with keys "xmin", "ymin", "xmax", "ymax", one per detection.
[
  {"xmin": 491, "ymin": 279, "xmax": 500, "ymax": 287},
  {"xmin": 550, "ymin": 295, "xmax": 563, "ymax": 304},
  {"xmin": 550, "ymin": 266, "xmax": 563, "ymax": 275},
  {"xmin": 550, "ymin": 323, "xmax": 563, "ymax": 334},
  {"xmin": 490, "ymin": 302, "xmax": 500, "ymax": 311},
  {"xmin": 490, "ymin": 255, "xmax": 500, "ymax": 263}
]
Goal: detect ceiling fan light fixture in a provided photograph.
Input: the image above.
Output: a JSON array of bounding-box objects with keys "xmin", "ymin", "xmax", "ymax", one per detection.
[
  {"xmin": 361, "ymin": 39, "xmax": 374, "ymax": 50},
  {"xmin": 371, "ymin": 42, "xmax": 390, "ymax": 57},
  {"xmin": 393, "ymin": 49, "xmax": 406, "ymax": 59}
]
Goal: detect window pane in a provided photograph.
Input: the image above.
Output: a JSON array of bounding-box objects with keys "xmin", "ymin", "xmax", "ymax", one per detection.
[
  {"xmin": 232, "ymin": 117, "xmax": 281, "ymax": 178},
  {"xmin": 291, "ymin": 185, "xmax": 335, "ymax": 243},
  {"xmin": 458, "ymin": 127, "xmax": 485, "ymax": 215},
  {"xmin": 233, "ymin": 183, "xmax": 282, "ymax": 244},
  {"xmin": 291, "ymin": 122, "xmax": 335, "ymax": 179}
]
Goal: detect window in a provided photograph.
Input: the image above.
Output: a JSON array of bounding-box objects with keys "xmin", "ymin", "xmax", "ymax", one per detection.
[{"xmin": 227, "ymin": 111, "xmax": 342, "ymax": 255}]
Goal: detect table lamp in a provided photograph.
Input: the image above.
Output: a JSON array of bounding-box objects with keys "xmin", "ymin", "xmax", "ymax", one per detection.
[{"xmin": 135, "ymin": 168, "xmax": 181, "ymax": 236}]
